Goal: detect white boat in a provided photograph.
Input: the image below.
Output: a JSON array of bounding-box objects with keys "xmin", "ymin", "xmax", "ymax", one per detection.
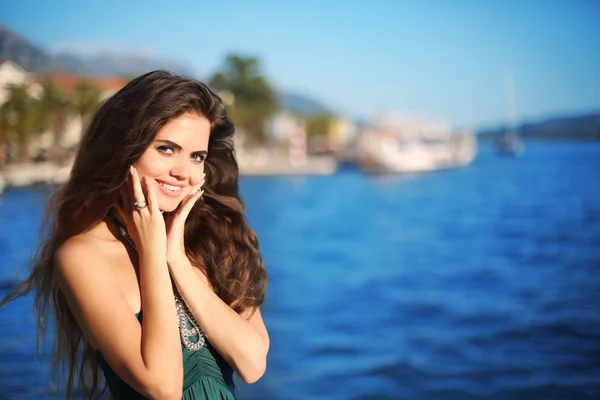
[
  {"xmin": 358, "ymin": 113, "xmax": 477, "ymax": 174},
  {"xmin": 495, "ymin": 132, "xmax": 524, "ymax": 157}
]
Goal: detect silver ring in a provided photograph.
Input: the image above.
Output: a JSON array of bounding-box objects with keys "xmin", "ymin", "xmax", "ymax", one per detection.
[{"xmin": 133, "ymin": 200, "xmax": 147, "ymax": 210}]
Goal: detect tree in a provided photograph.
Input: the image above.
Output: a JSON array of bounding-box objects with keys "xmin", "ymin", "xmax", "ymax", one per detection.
[
  {"xmin": 73, "ymin": 81, "xmax": 102, "ymax": 127},
  {"xmin": 39, "ymin": 81, "xmax": 73, "ymax": 161},
  {"xmin": 1, "ymin": 84, "xmax": 44, "ymax": 162},
  {"xmin": 209, "ymin": 55, "xmax": 278, "ymax": 145},
  {"xmin": 0, "ymin": 106, "xmax": 10, "ymax": 168}
]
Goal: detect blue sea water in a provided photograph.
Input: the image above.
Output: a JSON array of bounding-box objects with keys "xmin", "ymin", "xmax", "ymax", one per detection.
[{"xmin": 0, "ymin": 142, "xmax": 599, "ymax": 400}]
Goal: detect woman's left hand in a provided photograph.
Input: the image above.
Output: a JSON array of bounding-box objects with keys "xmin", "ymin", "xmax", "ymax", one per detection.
[{"xmin": 165, "ymin": 175, "xmax": 205, "ymax": 265}]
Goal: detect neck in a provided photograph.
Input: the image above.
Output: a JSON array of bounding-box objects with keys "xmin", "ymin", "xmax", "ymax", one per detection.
[
  {"xmin": 107, "ymin": 208, "xmax": 138, "ymax": 251},
  {"xmin": 109, "ymin": 207, "xmax": 126, "ymax": 229},
  {"xmin": 105, "ymin": 207, "xmax": 129, "ymax": 242}
]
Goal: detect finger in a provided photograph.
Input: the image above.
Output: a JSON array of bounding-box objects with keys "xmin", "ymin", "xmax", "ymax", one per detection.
[
  {"xmin": 193, "ymin": 180, "xmax": 205, "ymax": 195},
  {"xmin": 130, "ymin": 166, "xmax": 147, "ymax": 209},
  {"xmin": 179, "ymin": 183, "xmax": 202, "ymax": 211},
  {"xmin": 140, "ymin": 175, "xmax": 150, "ymax": 209},
  {"xmin": 179, "ymin": 188, "xmax": 204, "ymax": 218},
  {"xmin": 145, "ymin": 176, "xmax": 159, "ymax": 213}
]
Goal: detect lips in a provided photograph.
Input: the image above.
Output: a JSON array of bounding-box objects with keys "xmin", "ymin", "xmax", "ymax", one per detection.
[{"xmin": 155, "ymin": 179, "xmax": 185, "ymax": 198}]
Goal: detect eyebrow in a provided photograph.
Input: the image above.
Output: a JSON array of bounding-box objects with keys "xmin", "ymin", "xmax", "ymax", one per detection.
[{"xmin": 155, "ymin": 139, "xmax": 207, "ymax": 155}]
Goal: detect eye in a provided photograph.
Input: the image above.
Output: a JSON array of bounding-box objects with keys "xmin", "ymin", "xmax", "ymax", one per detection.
[
  {"xmin": 157, "ymin": 145, "xmax": 174, "ymax": 155},
  {"xmin": 191, "ymin": 153, "xmax": 206, "ymax": 163}
]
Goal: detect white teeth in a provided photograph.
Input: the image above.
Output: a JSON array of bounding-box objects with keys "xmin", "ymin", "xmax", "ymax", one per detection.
[{"xmin": 158, "ymin": 182, "xmax": 181, "ymax": 192}]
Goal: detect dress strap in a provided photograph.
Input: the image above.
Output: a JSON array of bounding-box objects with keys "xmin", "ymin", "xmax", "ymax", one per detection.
[{"xmin": 107, "ymin": 212, "xmax": 124, "ymax": 231}]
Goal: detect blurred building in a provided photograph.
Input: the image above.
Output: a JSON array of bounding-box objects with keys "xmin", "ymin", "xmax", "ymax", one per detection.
[
  {"xmin": 238, "ymin": 110, "xmax": 337, "ymax": 175},
  {"xmin": 328, "ymin": 117, "xmax": 359, "ymax": 151},
  {"xmin": 264, "ymin": 110, "xmax": 308, "ymax": 165},
  {"xmin": 37, "ymin": 72, "xmax": 128, "ymax": 100},
  {"xmin": 266, "ymin": 110, "xmax": 303, "ymax": 143},
  {"xmin": 0, "ymin": 60, "xmax": 35, "ymax": 103},
  {"xmin": 267, "ymin": 111, "xmax": 360, "ymax": 156}
]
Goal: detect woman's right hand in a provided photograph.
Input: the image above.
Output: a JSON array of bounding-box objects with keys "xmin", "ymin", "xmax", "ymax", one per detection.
[{"xmin": 114, "ymin": 166, "xmax": 167, "ymax": 259}]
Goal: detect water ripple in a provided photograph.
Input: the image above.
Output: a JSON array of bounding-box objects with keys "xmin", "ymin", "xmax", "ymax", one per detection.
[{"xmin": 1, "ymin": 143, "xmax": 600, "ymax": 399}]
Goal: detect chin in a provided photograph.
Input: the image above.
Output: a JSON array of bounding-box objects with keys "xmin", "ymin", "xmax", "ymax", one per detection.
[
  {"xmin": 158, "ymin": 201, "xmax": 181, "ymax": 213},
  {"xmin": 154, "ymin": 183, "xmax": 187, "ymax": 212},
  {"xmin": 156, "ymin": 194, "xmax": 185, "ymax": 212}
]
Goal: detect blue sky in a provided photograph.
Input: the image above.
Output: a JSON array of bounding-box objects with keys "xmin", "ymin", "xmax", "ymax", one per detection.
[{"xmin": 3, "ymin": 0, "xmax": 599, "ymax": 128}]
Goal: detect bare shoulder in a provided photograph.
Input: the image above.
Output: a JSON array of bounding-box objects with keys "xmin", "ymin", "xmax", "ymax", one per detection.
[
  {"xmin": 56, "ymin": 234, "xmax": 106, "ymax": 270},
  {"xmin": 54, "ymin": 234, "xmax": 130, "ymax": 349},
  {"xmin": 55, "ymin": 234, "xmax": 115, "ymax": 289}
]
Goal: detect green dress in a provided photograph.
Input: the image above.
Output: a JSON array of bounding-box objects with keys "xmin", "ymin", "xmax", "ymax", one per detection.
[{"xmin": 97, "ymin": 312, "xmax": 236, "ymax": 399}]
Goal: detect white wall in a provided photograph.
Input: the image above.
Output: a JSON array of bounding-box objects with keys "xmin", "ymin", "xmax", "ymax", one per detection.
[{"xmin": 0, "ymin": 61, "xmax": 32, "ymax": 104}]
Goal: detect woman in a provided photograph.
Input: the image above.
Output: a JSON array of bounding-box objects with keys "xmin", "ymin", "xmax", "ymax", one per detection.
[{"xmin": 0, "ymin": 70, "xmax": 269, "ymax": 399}]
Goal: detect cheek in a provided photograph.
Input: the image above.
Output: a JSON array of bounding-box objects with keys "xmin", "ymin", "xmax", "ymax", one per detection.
[
  {"xmin": 134, "ymin": 153, "xmax": 169, "ymax": 177},
  {"xmin": 190, "ymin": 165, "xmax": 205, "ymax": 186}
]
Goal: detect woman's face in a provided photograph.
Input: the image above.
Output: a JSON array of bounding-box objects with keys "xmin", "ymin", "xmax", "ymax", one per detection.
[{"xmin": 133, "ymin": 113, "xmax": 210, "ymax": 212}]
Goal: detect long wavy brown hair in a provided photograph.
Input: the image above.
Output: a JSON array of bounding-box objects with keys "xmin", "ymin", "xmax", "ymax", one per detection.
[{"xmin": 0, "ymin": 70, "xmax": 267, "ymax": 399}]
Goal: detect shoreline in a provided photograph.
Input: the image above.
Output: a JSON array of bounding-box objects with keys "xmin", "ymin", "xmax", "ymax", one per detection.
[
  {"xmin": 0, "ymin": 162, "xmax": 73, "ymax": 191},
  {"xmin": 0, "ymin": 156, "xmax": 339, "ymax": 194}
]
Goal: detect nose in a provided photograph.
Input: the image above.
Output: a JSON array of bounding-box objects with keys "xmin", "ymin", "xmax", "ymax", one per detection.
[{"xmin": 169, "ymin": 156, "xmax": 191, "ymax": 181}]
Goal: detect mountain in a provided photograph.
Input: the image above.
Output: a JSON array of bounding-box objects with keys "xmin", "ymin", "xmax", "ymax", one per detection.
[
  {"xmin": 1, "ymin": 25, "xmax": 336, "ymax": 117},
  {"xmin": 478, "ymin": 112, "xmax": 600, "ymax": 140},
  {"xmin": 0, "ymin": 25, "xmax": 192, "ymax": 76},
  {"xmin": 51, "ymin": 51, "xmax": 194, "ymax": 77},
  {"xmin": 0, "ymin": 25, "xmax": 63, "ymax": 72},
  {"xmin": 278, "ymin": 92, "xmax": 333, "ymax": 116}
]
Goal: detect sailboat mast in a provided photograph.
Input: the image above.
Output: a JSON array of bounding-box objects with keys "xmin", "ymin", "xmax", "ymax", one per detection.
[{"xmin": 506, "ymin": 69, "xmax": 518, "ymax": 138}]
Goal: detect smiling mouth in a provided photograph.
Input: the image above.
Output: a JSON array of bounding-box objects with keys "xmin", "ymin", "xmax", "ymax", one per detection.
[{"xmin": 156, "ymin": 180, "xmax": 184, "ymax": 196}]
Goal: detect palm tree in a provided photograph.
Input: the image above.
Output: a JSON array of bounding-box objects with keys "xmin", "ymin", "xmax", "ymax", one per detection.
[
  {"xmin": 0, "ymin": 105, "xmax": 11, "ymax": 168},
  {"xmin": 73, "ymin": 81, "xmax": 102, "ymax": 127},
  {"xmin": 39, "ymin": 81, "xmax": 73, "ymax": 162},
  {"xmin": 210, "ymin": 55, "xmax": 278, "ymax": 145},
  {"xmin": 2, "ymin": 84, "xmax": 44, "ymax": 162}
]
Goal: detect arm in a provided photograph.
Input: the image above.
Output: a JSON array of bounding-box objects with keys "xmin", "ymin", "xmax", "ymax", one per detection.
[
  {"xmin": 168, "ymin": 255, "xmax": 269, "ymax": 384},
  {"xmin": 55, "ymin": 237, "xmax": 183, "ymax": 400}
]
